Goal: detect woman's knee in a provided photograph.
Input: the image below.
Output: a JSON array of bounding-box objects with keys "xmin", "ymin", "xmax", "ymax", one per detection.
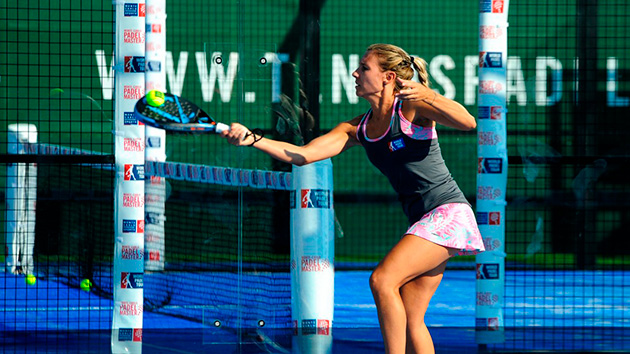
[{"xmin": 369, "ymin": 266, "xmax": 395, "ymax": 296}]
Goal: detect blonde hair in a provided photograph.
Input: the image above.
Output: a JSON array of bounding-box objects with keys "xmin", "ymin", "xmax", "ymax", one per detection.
[{"xmin": 366, "ymin": 43, "xmax": 429, "ymax": 92}]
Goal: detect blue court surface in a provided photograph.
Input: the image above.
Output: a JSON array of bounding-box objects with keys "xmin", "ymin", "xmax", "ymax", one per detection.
[{"xmin": 2, "ymin": 269, "xmax": 629, "ymax": 353}]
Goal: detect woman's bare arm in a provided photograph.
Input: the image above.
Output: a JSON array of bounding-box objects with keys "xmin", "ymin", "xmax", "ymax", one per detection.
[
  {"xmin": 396, "ymin": 78, "xmax": 476, "ymax": 131},
  {"xmin": 222, "ymin": 116, "xmax": 363, "ymax": 166}
]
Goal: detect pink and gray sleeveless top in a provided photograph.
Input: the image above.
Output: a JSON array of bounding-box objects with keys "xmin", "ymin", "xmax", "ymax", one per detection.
[{"xmin": 356, "ymin": 98, "xmax": 469, "ymax": 224}]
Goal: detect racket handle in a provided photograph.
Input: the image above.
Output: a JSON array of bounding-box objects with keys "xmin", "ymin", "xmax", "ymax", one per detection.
[{"xmin": 215, "ymin": 122, "xmax": 230, "ymax": 134}]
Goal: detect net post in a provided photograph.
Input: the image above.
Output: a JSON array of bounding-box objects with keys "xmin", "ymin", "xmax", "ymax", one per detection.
[
  {"xmin": 475, "ymin": 0, "xmax": 509, "ymax": 345},
  {"xmin": 290, "ymin": 159, "xmax": 334, "ymax": 353},
  {"xmin": 5, "ymin": 124, "xmax": 38, "ymax": 276},
  {"xmin": 111, "ymin": 1, "xmax": 146, "ymax": 352},
  {"xmin": 144, "ymin": 0, "xmax": 167, "ymax": 272}
]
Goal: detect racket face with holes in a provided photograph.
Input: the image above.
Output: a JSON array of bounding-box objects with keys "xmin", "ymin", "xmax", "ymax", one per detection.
[{"xmin": 135, "ymin": 92, "xmax": 222, "ymax": 133}]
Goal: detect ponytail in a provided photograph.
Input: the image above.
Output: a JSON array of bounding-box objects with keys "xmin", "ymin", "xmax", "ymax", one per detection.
[{"xmin": 410, "ymin": 56, "xmax": 430, "ymax": 88}]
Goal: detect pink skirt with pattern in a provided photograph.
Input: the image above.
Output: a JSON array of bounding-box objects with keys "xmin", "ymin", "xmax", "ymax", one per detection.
[{"xmin": 406, "ymin": 203, "xmax": 485, "ymax": 256}]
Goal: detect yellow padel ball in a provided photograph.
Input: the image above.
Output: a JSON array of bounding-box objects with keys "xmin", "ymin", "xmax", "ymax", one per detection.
[{"xmin": 146, "ymin": 90, "xmax": 165, "ymax": 107}]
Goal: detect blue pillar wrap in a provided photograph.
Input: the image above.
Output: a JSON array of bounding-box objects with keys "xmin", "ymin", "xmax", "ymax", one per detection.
[
  {"xmin": 112, "ymin": 1, "xmax": 146, "ymax": 352},
  {"xmin": 290, "ymin": 159, "xmax": 334, "ymax": 353},
  {"xmin": 476, "ymin": 0, "xmax": 509, "ymax": 345}
]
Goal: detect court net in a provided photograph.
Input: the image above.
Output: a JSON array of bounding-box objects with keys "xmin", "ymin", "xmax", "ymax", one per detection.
[{"xmin": 5, "ymin": 143, "xmax": 292, "ymax": 330}]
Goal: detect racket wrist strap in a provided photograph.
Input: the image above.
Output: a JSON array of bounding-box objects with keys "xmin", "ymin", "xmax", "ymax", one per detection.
[{"xmin": 247, "ymin": 128, "xmax": 264, "ymax": 146}]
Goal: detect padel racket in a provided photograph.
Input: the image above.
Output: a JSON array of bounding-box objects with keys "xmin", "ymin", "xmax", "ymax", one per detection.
[{"xmin": 134, "ymin": 91, "xmax": 230, "ymax": 133}]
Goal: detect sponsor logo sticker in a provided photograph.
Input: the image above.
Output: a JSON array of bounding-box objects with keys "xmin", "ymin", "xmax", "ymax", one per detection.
[
  {"xmin": 124, "ymin": 56, "xmax": 145, "ymax": 73},
  {"xmin": 477, "ymin": 211, "xmax": 501, "ymax": 225},
  {"xmin": 301, "ymin": 189, "xmax": 330, "ymax": 209},
  {"xmin": 477, "ymin": 263, "xmax": 500, "ymax": 280},
  {"xmin": 122, "ymin": 219, "xmax": 144, "ymax": 233},
  {"xmin": 478, "ymin": 158, "xmax": 503, "ymax": 174},
  {"xmin": 118, "ymin": 328, "xmax": 142, "ymax": 342},
  {"xmin": 479, "ymin": 52, "xmax": 503, "ymax": 68},
  {"xmin": 480, "ymin": 0, "xmax": 504, "ymax": 13},
  {"xmin": 124, "ymin": 3, "xmax": 146, "ymax": 17},
  {"xmin": 388, "ymin": 137, "xmax": 405, "ymax": 152},
  {"xmin": 121, "ymin": 272, "xmax": 144, "ymax": 289},
  {"xmin": 302, "ymin": 319, "xmax": 316, "ymax": 335},
  {"xmin": 124, "ymin": 164, "xmax": 145, "ymax": 181}
]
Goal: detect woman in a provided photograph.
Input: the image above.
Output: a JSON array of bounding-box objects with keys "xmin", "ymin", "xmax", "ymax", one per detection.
[{"xmin": 222, "ymin": 43, "xmax": 484, "ymax": 354}]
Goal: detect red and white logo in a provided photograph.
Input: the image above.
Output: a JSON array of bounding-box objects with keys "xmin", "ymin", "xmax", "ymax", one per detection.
[
  {"xmin": 146, "ymin": 41, "xmax": 163, "ymax": 52},
  {"xmin": 121, "ymin": 245, "xmax": 144, "ymax": 260},
  {"xmin": 483, "ymin": 237, "xmax": 502, "ymax": 251},
  {"xmin": 477, "ymin": 291, "xmax": 500, "ymax": 306},
  {"xmin": 124, "ymin": 138, "xmax": 145, "ymax": 152},
  {"xmin": 479, "ymin": 25, "xmax": 503, "ymax": 39},
  {"xmin": 490, "ymin": 106, "xmax": 502, "ymax": 120},
  {"xmin": 120, "ymin": 301, "xmax": 143, "ymax": 316},
  {"xmin": 301, "ymin": 256, "xmax": 330, "ymax": 272},
  {"xmin": 124, "ymin": 85, "xmax": 144, "ymax": 99},
  {"xmin": 478, "ymin": 132, "xmax": 502, "ymax": 146},
  {"xmin": 488, "ymin": 212, "xmax": 501, "ymax": 225},
  {"xmin": 133, "ymin": 329, "xmax": 142, "ymax": 342},
  {"xmin": 492, "ymin": 0, "xmax": 504, "ymax": 13},
  {"xmin": 146, "ymin": 4, "xmax": 163, "ymax": 15},
  {"xmin": 148, "ymin": 24, "xmax": 161, "ymax": 33},
  {"xmin": 123, "ymin": 193, "xmax": 144, "ymax": 207},
  {"xmin": 317, "ymin": 320, "xmax": 330, "ymax": 335},
  {"xmin": 145, "ymin": 232, "xmax": 160, "ymax": 243},
  {"xmin": 149, "ymin": 251, "xmax": 160, "ymax": 261},
  {"xmin": 124, "ymin": 29, "xmax": 145, "ymax": 44},
  {"xmin": 488, "ymin": 317, "xmax": 500, "ymax": 331},
  {"xmin": 479, "ymin": 80, "xmax": 503, "ymax": 94},
  {"xmin": 478, "ymin": 186, "xmax": 502, "ymax": 200}
]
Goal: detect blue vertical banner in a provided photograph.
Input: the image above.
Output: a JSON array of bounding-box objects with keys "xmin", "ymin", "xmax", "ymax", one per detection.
[
  {"xmin": 112, "ymin": 1, "xmax": 146, "ymax": 353},
  {"xmin": 476, "ymin": 0, "xmax": 509, "ymax": 344},
  {"xmin": 144, "ymin": 0, "xmax": 167, "ymax": 271},
  {"xmin": 290, "ymin": 159, "xmax": 334, "ymax": 354}
]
